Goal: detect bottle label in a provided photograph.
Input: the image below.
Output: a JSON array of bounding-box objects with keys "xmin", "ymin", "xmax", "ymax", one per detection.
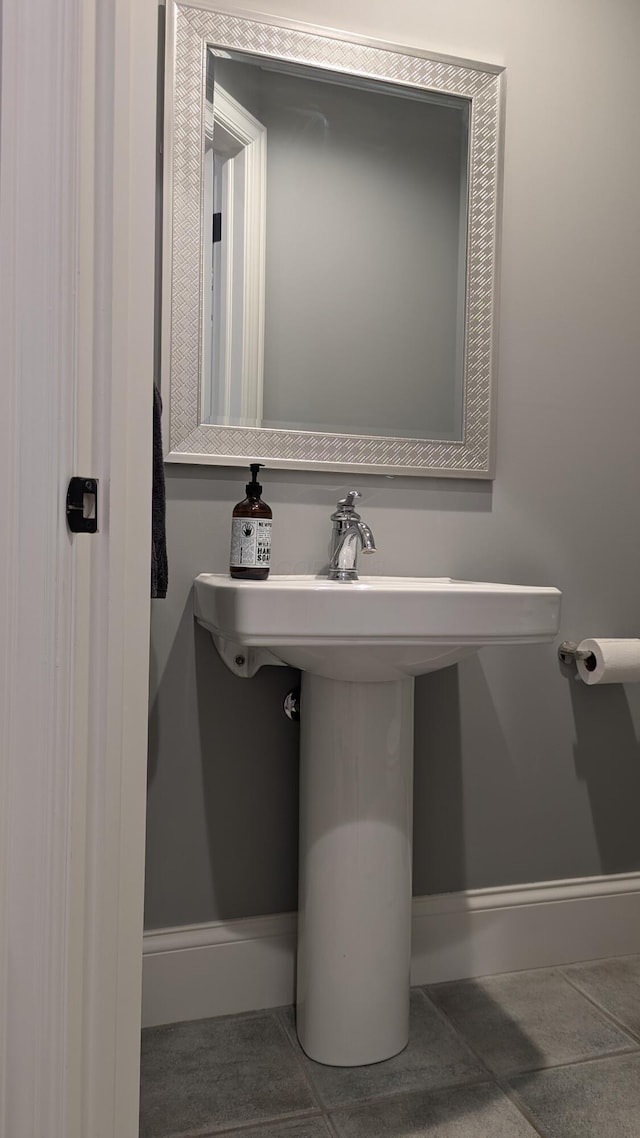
[{"xmin": 230, "ymin": 517, "xmax": 272, "ymax": 568}]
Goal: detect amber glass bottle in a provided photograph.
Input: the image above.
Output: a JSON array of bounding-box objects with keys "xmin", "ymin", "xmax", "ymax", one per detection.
[{"xmin": 229, "ymin": 464, "xmax": 272, "ymax": 580}]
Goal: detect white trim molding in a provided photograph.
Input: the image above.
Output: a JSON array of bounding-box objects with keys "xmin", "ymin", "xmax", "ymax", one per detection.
[
  {"xmin": 143, "ymin": 913, "xmax": 298, "ymax": 1027},
  {"xmin": 75, "ymin": 0, "xmax": 157, "ymax": 1134},
  {"xmin": 142, "ymin": 873, "xmax": 640, "ymax": 1028}
]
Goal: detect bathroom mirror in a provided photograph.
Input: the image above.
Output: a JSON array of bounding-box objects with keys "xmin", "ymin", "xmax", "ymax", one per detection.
[{"xmin": 163, "ymin": 3, "xmax": 505, "ymax": 477}]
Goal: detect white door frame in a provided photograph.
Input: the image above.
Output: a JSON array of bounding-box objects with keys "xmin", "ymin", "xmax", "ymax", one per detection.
[
  {"xmin": 203, "ymin": 84, "xmax": 267, "ymax": 425},
  {"xmin": 0, "ymin": 0, "xmax": 156, "ymax": 1135}
]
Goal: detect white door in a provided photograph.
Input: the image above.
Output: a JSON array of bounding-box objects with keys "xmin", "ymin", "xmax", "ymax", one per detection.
[{"xmin": 0, "ymin": 1, "xmax": 156, "ymax": 1136}]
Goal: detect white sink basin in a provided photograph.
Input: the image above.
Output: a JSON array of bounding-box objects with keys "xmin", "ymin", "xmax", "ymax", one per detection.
[
  {"xmin": 193, "ymin": 569, "xmax": 562, "ymax": 1067},
  {"xmin": 194, "ymin": 573, "xmax": 561, "ymax": 682}
]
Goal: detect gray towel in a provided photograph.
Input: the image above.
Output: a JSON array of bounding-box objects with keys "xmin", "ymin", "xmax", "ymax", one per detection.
[{"xmin": 151, "ymin": 384, "xmax": 168, "ymax": 598}]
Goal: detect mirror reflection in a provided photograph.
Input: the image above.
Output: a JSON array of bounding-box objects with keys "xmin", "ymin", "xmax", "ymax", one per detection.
[{"xmin": 203, "ymin": 50, "xmax": 470, "ymax": 442}]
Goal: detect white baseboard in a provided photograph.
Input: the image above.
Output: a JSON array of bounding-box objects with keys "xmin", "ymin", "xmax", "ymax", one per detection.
[{"xmin": 142, "ymin": 872, "xmax": 640, "ymax": 1028}]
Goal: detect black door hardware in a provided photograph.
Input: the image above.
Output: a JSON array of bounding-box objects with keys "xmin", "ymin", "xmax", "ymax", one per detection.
[{"xmin": 66, "ymin": 477, "xmax": 98, "ymax": 533}]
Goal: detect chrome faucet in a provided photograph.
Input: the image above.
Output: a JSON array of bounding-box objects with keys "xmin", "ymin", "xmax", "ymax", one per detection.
[{"xmin": 328, "ymin": 491, "xmax": 376, "ymax": 581}]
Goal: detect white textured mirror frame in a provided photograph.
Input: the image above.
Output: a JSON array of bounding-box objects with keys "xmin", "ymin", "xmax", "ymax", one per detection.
[{"xmin": 162, "ymin": 1, "xmax": 505, "ymax": 477}]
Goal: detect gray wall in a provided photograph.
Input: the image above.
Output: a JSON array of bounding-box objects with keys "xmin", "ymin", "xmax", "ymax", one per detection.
[{"xmin": 145, "ymin": 0, "xmax": 640, "ymax": 930}]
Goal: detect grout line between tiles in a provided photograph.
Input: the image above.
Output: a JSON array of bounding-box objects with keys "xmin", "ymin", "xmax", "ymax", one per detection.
[
  {"xmin": 496, "ymin": 1083, "xmax": 555, "ymax": 1138},
  {"xmin": 481, "ymin": 1036, "xmax": 573, "ymax": 1138},
  {"xmin": 325, "ymin": 1078, "xmax": 554, "ymax": 1138},
  {"xmin": 142, "ymin": 1005, "xmax": 288, "ymax": 1036},
  {"xmin": 418, "ymin": 986, "xmax": 551, "ymax": 1138},
  {"xmin": 316, "ymin": 1072, "xmax": 495, "ymax": 1113},
  {"xmin": 143, "ymin": 1101, "xmax": 330, "ymax": 1137},
  {"xmin": 170, "ymin": 1111, "xmax": 330, "ymax": 1138},
  {"xmin": 507, "ymin": 1046, "xmax": 640, "ymax": 1080},
  {"xmin": 141, "ymin": 1009, "xmax": 326, "ymax": 1138},
  {"xmin": 421, "ymin": 976, "xmax": 640, "ymax": 1074},
  {"xmin": 502, "ymin": 1050, "xmax": 640, "ymax": 1138},
  {"xmin": 171, "ymin": 1109, "xmax": 330, "ymax": 1138},
  {"xmin": 417, "ymin": 986, "xmax": 506, "ymax": 1086},
  {"xmin": 272, "ymin": 1007, "xmax": 330, "ymax": 1114},
  {"xmin": 558, "ymin": 969, "xmax": 640, "ymax": 1047},
  {"xmin": 323, "ymin": 1111, "xmax": 341, "ymax": 1138}
]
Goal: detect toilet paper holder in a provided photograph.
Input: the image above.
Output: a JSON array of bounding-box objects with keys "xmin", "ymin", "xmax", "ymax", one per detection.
[{"xmin": 558, "ymin": 641, "xmax": 597, "ymax": 671}]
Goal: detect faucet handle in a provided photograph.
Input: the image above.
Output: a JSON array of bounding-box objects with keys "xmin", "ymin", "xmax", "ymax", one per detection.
[
  {"xmin": 331, "ymin": 489, "xmax": 363, "ymax": 526},
  {"xmin": 337, "ymin": 490, "xmax": 361, "ymax": 510}
]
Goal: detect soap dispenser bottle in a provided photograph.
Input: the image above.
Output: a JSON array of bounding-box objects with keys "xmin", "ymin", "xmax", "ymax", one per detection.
[{"xmin": 229, "ymin": 463, "xmax": 272, "ymax": 580}]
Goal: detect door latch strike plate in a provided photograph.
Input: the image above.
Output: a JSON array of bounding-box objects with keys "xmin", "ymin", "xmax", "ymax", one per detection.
[{"xmin": 66, "ymin": 476, "xmax": 98, "ymax": 533}]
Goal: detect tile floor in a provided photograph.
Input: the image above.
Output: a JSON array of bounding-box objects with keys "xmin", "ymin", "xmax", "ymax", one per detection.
[{"xmin": 140, "ymin": 954, "xmax": 640, "ymax": 1137}]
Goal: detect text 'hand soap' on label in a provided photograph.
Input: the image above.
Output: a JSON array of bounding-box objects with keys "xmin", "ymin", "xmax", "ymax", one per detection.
[{"xmin": 230, "ymin": 517, "xmax": 272, "ymax": 568}]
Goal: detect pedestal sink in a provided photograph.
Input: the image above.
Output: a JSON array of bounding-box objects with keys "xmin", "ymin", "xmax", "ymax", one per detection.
[{"xmin": 194, "ymin": 574, "xmax": 561, "ymax": 1066}]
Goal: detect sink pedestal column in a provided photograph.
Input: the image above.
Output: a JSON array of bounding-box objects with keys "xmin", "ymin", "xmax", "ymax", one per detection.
[{"xmin": 296, "ymin": 673, "xmax": 414, "ymax": 1066}]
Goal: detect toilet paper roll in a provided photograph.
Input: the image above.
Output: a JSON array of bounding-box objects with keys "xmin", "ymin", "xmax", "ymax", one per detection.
[{"xmin": 576, "ymin": 638, "xmax": 640, "ymax": 685}]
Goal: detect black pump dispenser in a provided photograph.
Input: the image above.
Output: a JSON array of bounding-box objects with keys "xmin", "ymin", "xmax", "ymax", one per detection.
[
  {"xmin": 229, "ymin": 463, "xmax": 272, "ymax": 580},
  {"xmin": 246, "ymin": 463, "xmax": 263, "ymax": 497}
]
